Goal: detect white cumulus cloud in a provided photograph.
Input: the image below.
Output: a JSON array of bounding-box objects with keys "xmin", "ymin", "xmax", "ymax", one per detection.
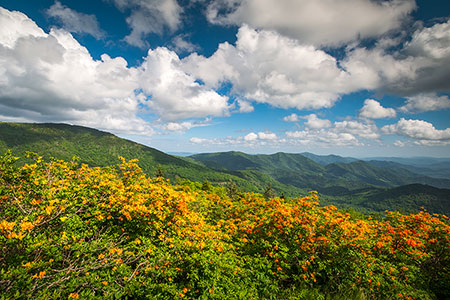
[
  {"xmin": 159, "ymin": 118, "xmax": 212, "ymax": 132},
  {"xmin": 285, "ymin": 119, "xmax": 379, "ymax": 147},
  {"xmin": 139, "ymin": 47, "xmax": 231, "ymax": 121},
  {"xmin": 394, "ymin": 140, "xmax": 406, "ymax": 147},
  {"xmin": 282, "ymin": 113, "xmax": 299, "ymax": 122},
  {"xmin": 244, "ymin": 131, "xmax": 277, "ymax": 141},
  {"xmin": 0, "ymin": 7, "xmax": 153, "ymax": 136},
  {"xmin": 342, "ymin": 19, "xmax": 450, "ymax": 95},
  {"xmin": 244, "ymin": 132, "xmax": 258, "ymax": 141},
  {"xmin": 183, "ymin": 25, "xmax": 358, "ymax": 110},
  {"xmin": 406, "ymin": 20, "xmax": 450, "ymax": 60},
  {"xmin": 334, "ymin": 120, "xmax": 380, "ymax": 140},
  {"xmin": 189, "ymin": 137, "xmax": 210, "ymax": 144},
  {"xmin": 0, "ymin": 6, "xmax": 234, "ymax": 135},
  {"xmin": 0, "ymin": 7, "xmax": 47, "ymax": 48},
  {"xmin": 236, "ymin": 99, "xmax": 254, "ymax": 113},
  {"xmin": 191, "ymin": 131, "xmax": 278, "ymax": 146},
  {"xmin": 286, "ymin": 129, "xmax": 362, "ymax": 147},
  {"xmin": 382, "ymin": 118, "xmax": 450, "ymax": 141},
  {"xmin": 189, "ymin": 119, "xmax": 380, "ymax": 148},
  {"xmin": 303, "ymin": 114, "xmax": 332, "ymax": 129},
  {"xmin": 257, "ymin": 131, "xmax": 277, "ymax": 140},
  {"xmin": 359, "ymin": 99, "xmax": 396, "ymax": 119}
]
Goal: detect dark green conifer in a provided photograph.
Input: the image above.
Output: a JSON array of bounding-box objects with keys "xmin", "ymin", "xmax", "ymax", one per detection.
[
  {"xmin": 155, "ymin": 164, "xmax": 165, "ymax": 178},
  {"xmin": 263, "ymin": 183, "xmax": 276, "ymax": 199},
  {"xmin": 202, "ymin": 179, "xmax": 212, "ymax": 191},
  {"xmin": 226, "ymin": 179, "xmax": 239, "ymax": 200}
]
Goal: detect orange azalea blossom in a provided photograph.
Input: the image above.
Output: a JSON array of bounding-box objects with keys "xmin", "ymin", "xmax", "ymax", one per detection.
[
  {"xmin": 32, "ymin": 271, "xmax": 46, "ymax": 279},
  {"xmin": 20, "ymin": 222, "xmax": 34, "ymax": 232},
  {"xmin": 109, "ymin": 248, "xmax": 123, "ymax": 256},
  {"xmin": 68, "ymin": 292, "xmax": 79, "ymax": 299},
  {"xmin": 0, "ymin": 220, "xmax": 16, "ymax": 233}
]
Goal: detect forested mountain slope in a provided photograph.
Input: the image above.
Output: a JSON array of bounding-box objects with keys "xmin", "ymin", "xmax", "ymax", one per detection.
[{"xmin": 0, "ymin": 122, "xmax": 306, "ymax": 195}]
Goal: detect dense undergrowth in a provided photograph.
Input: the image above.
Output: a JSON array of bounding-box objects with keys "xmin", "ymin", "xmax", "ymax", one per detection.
[{"xmin": 0, "ymin": 151, "xmax": 449, "ymax": 299}]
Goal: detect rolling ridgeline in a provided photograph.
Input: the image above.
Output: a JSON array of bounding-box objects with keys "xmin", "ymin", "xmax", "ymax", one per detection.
[{"xmin": 1, "ymin": 122, "xmax": 450, "ymax": 215}]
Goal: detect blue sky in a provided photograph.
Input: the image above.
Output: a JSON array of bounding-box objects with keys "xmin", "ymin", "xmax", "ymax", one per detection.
[{"xmin": 0, "ymin": 0, "xmax": 450, "ymax": 157}]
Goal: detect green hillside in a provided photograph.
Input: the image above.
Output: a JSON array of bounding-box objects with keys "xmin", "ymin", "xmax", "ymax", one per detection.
[
  {"xmin": 361, "ymin": 184, "xmax": 450, "ymax": 215},
  {"xmin": 0, "ymin": 122, "xmax": 305, "ymax": 196},
  {"xmin": 0, "ymin": 122, "xmax": 208, "ymax": 178},
  {"xmin": 299, "ymin": 153, "xmax": 450, "ymax": 180}
]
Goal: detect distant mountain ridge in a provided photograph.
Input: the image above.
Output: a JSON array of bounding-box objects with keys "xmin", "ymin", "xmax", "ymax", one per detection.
[
  {"xmin": 364, "ymin": 160, "xmax": 450, "ymax": 179},
  {"xmin": 298, "ymin": 152, "xmax": 450, "ymax": 179},
  {"xmin": 365, "ymin": 156, "xmax": 450, "ymax": 166},
  {"xmin": 189, "ymin": 151, "xmax": 450, "ymax": 192},
  {"xmin": 301, "ymin": 152, "xmax": 358, "ymax": 165},
  {"xmin": 1, "ymin": 122, "xmax": 450, "ymax": 214},
  {"xmin": 168, "ymin": 152, "xmax": 197, "ymax": 157},
  {"xmin": 188, "ymin": 151, "xmax": 450, "ymax": 214}
]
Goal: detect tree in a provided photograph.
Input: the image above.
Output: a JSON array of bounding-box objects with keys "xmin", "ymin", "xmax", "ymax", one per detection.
[
  {"xmin": 226, "ymin": 179, "xmax": 239, "ymax": 200},
  {"xmin": 155, "ymin": 164, "xmax": 165, "ymax": 178},
  {"xmin": 202, "ymin": 179, "xmax": 212, "ymax": 191},
  {"xmin": 263, "ymin": 183, "xmax": 276, "ymax": 200}
]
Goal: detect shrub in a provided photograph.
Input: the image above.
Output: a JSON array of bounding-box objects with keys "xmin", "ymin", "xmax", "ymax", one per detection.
[{"xmin": 0, "ymin": 151, "xmax": 449, "ymax": 299}]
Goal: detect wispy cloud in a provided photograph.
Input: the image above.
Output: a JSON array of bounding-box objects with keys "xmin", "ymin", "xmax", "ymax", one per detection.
[
  {"xmin": 171, "ymin": 34, "xmax": 200, "ymax": 53},
  {"xmin": 158, "ymin": 118, "xmax": 212, "ymax": 133},
  {"xmin": 109, "ymin": 0, "xmax": 182, "ymax": 48},
  {"xmin": 46, "ymin": 1, "xmax": 105, "ymax": 39},
  {"xmin": 399, "ymin": 94, "xmax": 450, "ymax": 113}
]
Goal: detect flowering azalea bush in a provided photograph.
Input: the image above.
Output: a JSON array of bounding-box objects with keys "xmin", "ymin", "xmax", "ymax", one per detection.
[{"xmin": 0, "ymin": 151, "xmax": 449, "ymax": 299}]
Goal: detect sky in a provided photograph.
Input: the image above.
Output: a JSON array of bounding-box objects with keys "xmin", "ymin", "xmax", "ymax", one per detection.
[{"xmin": 0, "ymin": 0, "xmax": 450, "ymax": 157}]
